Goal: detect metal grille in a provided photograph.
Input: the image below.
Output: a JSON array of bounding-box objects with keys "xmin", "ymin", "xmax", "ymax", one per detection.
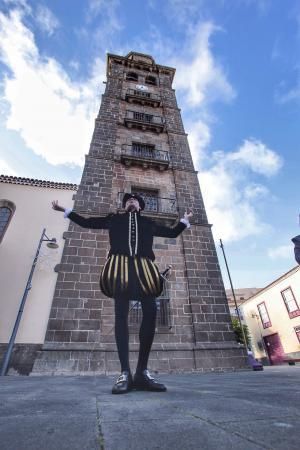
[
  {"xmin": 134, "ymin": 89, "xmax": 151, "ymax": 98},
  {"xmin": 132, "ymin": 189, "xmax": 158, "ymax": 212},
  {"xmin": 132, "ymin": 143, "xmax": 154, "ymax": 159},
  {"xmin": 122, "ymin": 144, "xmax": 169, "ymax": 162},
  {"xmin": 117, "ymin": 192, "xmax": 177, "ymax": 214},
  {"xmin": 125, "ymin": 110, "xmax": 164, "ymax": 127},
  {"xmin": 133, "ymin": 112, "xmax": 153, "ymax": 123},
  {"xmin": 129, "ymin": 298, "xmax": 171, "ymax": 327}
]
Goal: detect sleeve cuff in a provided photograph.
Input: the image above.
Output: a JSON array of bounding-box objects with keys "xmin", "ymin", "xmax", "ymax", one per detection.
[
  {"xmin": 64, "ymin": 208, "xmax": 73, "ymax": 218},
  {"xmin": 180, "ymin": 218, "xmax": 191, "ymax": 228}
]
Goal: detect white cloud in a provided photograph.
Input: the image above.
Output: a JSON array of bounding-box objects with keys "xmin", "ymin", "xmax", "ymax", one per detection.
[
  {"xmin": 186, "ymin": 119, "xmax": 211, "ymax": 168},
  {"xmin": 0, "ymin": 158, "xmax": 18, "ymax": 175},
  {"xmin": 164, "ymin": 0, "xmax": 204, "ymax": 27},
  {"xmin": 199, "ymin": 139, "xmax": 282, "ymax": 242},
  {"xmin": 227, "ymin": 139, "xmax": 283, "ymax": 176},
  {"xmin": 86, "ymin": 0, "xmax": 122, "ymax": 31},
  {"xmin": 244, "ymin": 183, "xmax": 269, "ymax": 199},
  {"xmin": 0, "ymin": 9, "xmax": 106, "ymax": 166},
  {"xmin": 268, "ymin": 244, "xmax": 293, "ymax": 260},
  {"xmin": 173, "ymin": 22, "xmax": 236, "ymax": 108},
  {"xmin": 69, "ymin": 60, "xmax": 80, "ymax": 71},
  {"xmin": 200, "ymin": 165, "xmax": 268, "ymax": 241},
  {"xmin": 35, "ymin": 5, "xmax": 59, "ymax": 36},
  {"xmin": 237, "ymin": 0, "xmax": 271, "ymax": 14},
  {"xmin": 275, "ymin": 83, "xmax": 300, "ymax": 104},
  {"xmin": 3, "ymin": 0, "xmax": 31, "ymax": 14}
]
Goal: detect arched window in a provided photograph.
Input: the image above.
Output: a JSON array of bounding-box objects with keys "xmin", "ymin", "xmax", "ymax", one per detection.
[
  {"xmin": 0, "ymin": 200, "xmax": 16, "ymax": 243},
  {"xmin": 126, "ymin": 71, "xmax": 138, "ymax": 82},
  {"xmin": 145, "ymin": 75, "xmax": 157, "ymax": 86}
]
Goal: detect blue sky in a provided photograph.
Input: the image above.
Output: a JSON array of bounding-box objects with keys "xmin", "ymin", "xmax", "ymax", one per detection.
[{"xmin": 0, "ymin": 0, "xmax": 299, "ymax": 288}]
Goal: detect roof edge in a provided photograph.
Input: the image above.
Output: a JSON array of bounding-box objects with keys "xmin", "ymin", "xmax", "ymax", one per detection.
[
  {"xmin": 241, "ymin": 265, "xmax": 300, "ymax": 305},
  {"xmin": 0, "ymin": 175, "xmax": 78, "ymax": 191}
]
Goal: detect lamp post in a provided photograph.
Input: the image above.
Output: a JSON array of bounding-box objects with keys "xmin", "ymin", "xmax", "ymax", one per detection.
[
  {"xmin": 219, "ymin": 239, "xmax": 248, "ymax": 349},
  {"xmin": 0, "ymin": 228, "xmax": 58, "ymax": 376}
]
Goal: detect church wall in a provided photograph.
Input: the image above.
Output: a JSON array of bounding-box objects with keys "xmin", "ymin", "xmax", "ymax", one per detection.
[{"xmin": 0, "ymin": 183, "xmax": 75, "ymax": 345}]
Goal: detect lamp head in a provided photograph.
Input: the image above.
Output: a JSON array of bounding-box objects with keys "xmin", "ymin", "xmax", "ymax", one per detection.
[{"xmin": 47, "ymin": 238, "xmax": 59, "ymax": 249}]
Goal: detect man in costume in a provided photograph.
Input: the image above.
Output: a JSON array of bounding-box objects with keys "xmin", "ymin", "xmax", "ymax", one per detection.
[{"xmin": 52, "ymin": 194, "xmax": 192, "ymax": 394}]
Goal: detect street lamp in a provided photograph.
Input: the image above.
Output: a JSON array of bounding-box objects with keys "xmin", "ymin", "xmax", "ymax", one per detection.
[
  {"xmin": 219, "ymin": 239, "xmax": 248, "ymax": 349},
  {"xmin": 0, "ymin": 228, "xmax": 58, "ymax": 376}
]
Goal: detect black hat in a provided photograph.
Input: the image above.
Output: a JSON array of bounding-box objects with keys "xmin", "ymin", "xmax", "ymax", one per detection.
[{"xmin": 122, "ymin": 193, "xmax": 145, "ymax": 210}]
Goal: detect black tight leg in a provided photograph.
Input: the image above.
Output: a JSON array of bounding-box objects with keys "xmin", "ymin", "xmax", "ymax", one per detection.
[
  {"xmin": 114, "ymin": 298, "xmax": 130, "ymax": 372},
  {"xmin": 136, "ymin": 297, "xmax": 157, "ymax": 373},
  {"xmin": 114, "ymin": 297, "xmax": 157, "ymax": 373}
]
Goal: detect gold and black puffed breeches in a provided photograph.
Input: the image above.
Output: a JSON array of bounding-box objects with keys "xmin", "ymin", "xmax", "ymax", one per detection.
[{"xmin": 99, "ymin": 255, "xmax": 163, "ymax": 299}]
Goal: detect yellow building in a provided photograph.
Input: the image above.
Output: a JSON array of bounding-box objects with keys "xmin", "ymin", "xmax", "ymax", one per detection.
[{"xmin": 240, "ymin": 266, "xmax": 300, "ymax": 365}]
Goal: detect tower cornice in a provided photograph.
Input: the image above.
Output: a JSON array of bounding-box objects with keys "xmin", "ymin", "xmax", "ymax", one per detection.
[{"xmin": 106, "ymin": 52, "xmax": 176, "ymax": 83}]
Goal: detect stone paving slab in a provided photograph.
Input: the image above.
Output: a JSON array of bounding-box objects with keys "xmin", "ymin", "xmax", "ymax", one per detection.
[{"xmin": 0, "ymin": 366, "xmax": 300, "ymax": 450}]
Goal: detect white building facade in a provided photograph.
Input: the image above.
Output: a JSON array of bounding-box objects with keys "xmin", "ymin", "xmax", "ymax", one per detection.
[
  {"xmin": 240, "ymin": 266, "xmax": 300, "ymax": 365},
  {"xmin": 0, "ymin": 176, "xmax": 76, "ymax": 374}
]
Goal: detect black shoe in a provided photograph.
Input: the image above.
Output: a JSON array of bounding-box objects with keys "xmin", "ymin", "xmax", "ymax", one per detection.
[
  {"xmin": 112, "ymin": 371, "xmax": 133, "ymax": 394},
  {"xmin": 133, "ymin": 369, "xmax": 167, "ymax": 392}
]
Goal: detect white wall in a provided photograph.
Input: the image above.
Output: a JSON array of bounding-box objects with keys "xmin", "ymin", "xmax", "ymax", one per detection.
[
  {"xmin": 241, "ymin": 267, "xmax": 300, "ymax": 359},
  {"xmin": 0, "ymin": 183, "xmax": 75, "ymax": 343}
]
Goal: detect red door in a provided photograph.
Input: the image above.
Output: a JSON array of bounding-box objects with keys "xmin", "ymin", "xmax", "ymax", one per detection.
[{"xmin": 263, "ymin": 333, "xmax": 285, "ymax": 365}]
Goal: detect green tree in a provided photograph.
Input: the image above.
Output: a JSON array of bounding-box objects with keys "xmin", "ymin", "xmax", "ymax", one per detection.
[{"xmin": 231, "ymin": 317, "xmax": 251, "ymax": 347}]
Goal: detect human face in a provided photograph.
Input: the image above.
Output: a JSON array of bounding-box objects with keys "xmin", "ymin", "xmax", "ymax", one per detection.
[{"xmin": 125, "ymin": 197, "xmax": 140, "ymax": 212}]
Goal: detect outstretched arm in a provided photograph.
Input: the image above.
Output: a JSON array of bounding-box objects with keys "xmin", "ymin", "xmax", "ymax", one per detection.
[
  {"xmin": 153, "ymin": 210, "xmax": 193, "ymax": 237},
  {"xmin": 51, "ymin": 200, "xmax": 111, "ymax": 229}
]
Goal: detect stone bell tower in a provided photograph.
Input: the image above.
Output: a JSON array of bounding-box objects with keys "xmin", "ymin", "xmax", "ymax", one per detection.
[{"xmin": 33, "ymin": 52, "xmax": 247, "ymax": 374}]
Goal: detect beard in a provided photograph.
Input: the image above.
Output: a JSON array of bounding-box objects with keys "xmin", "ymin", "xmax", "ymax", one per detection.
[{"xmin": 126, "ymin": 204, "xmax": 139, "ymax": 212}]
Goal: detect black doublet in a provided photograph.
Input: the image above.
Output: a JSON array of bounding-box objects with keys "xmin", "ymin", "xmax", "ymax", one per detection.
[
  {"xmin": 68, "ymin": 211, "xmax": 186, "ymax": 261},
  {"xmin": 68, "ymin": 211, "xmax": 187, "ymax": 299}
]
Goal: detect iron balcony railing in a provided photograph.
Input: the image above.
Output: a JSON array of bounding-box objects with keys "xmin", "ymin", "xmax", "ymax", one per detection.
[
  {"xmin": 124, "ymin": 110, "xmax": 165, "ymax": 132},
  {"xmin": 117, "ymin": 192, "xmax": 177, "ymax": 215},
  {"xmin": 125, "ymin": 89, "xmax": 161, "ymax": 106},
  {"xmin": 121, "ymin": 144, "xmax": 169, "ymax": 163}
]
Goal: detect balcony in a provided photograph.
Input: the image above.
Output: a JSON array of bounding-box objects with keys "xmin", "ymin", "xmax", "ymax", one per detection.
[
  {"xmin": 125, "ymin": 89, "xmax": 161, "ymax": 107},
  {"xmin": 117, "ymin": 192, "xmax": 178, "ymax": 218},
  {"xmin": 124, "ymin": 110, "xmax": 165, "ymax": 133},
  {"xmin": 120, "ymin": 144, "xmax": 170, "ymax": 170}
]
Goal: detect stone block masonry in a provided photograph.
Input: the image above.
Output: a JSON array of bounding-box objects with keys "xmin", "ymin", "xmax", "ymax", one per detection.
[{"xmin": 32, "ymin": 51, "xmax": 248, "ymax": 375}]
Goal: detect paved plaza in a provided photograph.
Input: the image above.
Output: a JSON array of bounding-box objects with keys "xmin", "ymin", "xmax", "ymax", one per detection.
[{"xmin": 1, "ymin": 366, "xmax": 299, "ymax": 450}]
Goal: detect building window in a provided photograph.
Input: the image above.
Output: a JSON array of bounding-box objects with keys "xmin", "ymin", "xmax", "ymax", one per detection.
[
  {"xmin": 281, "ymin": 287, "xmax": 300, "ymax": 319},
  {"xmin": 129, "ymin": 282, "xmax": 171, "ymax": 327},
  {"xmin": 126, "ymin": 71, "xmax": 138, "ymax": 81},
  {"xmin": 295, "ymin": 326, "xmax": 300, "ymax": 343},
  {"xmin": 0, "ymin": 200, "xmax": 15, "ymax": 243},
  {"xmin": 132, "ymin": 188, "xmax": 159, "ymax": 212},
  {"xmin": 145, "ymin": 75, "xmax": 157, "ymax": 86},
  {"xmin": 257, "ymin": 302, "xmax": 271, "ymax": 329}
]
